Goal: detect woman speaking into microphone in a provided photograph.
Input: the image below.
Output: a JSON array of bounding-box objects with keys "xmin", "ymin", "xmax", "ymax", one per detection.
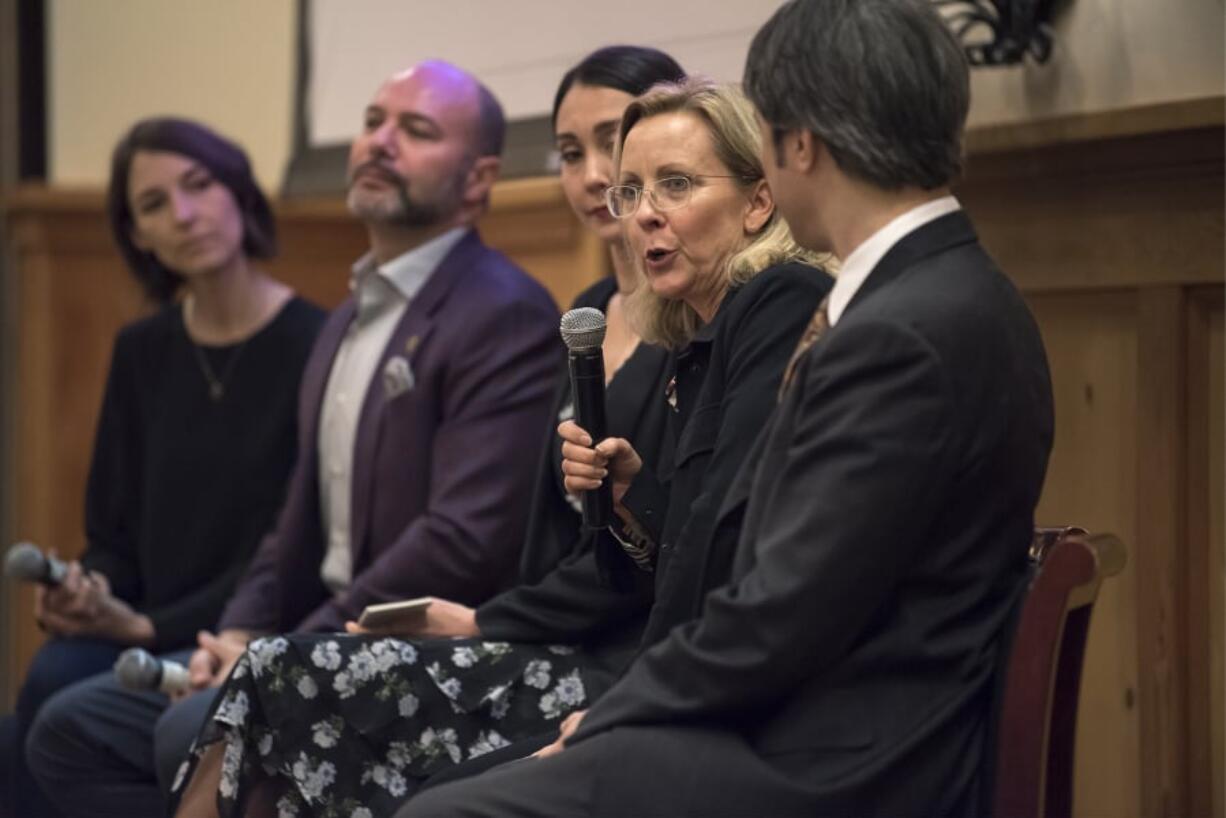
[{"xmin": 545, "ymin": 77, "xmax": 835, "ymax": 756}]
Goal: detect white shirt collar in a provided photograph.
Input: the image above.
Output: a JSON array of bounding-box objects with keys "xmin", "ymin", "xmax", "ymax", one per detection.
[
  {"xmin": 349, "ymin": 227, "xmax": 469, "ymax": 317},
  {"xmin": 827, "ymin": 196, "xmax": 961, "ymax": 326}
]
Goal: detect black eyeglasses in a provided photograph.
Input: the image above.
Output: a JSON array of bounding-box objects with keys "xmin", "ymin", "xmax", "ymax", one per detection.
[{"xmin": 604, "ymin": 175, "xmax": 751, "ymax": 219}]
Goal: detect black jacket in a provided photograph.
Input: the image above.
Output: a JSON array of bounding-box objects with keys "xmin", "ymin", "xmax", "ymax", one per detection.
[{"xmin": 619, "ymin": 261, "xmax": 833, "ymax": 650}]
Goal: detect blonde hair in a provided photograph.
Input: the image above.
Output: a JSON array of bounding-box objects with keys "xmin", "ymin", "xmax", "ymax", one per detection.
[{"xmin": 615, "ymin": 77, "xmax": 827, "ymax": 349}]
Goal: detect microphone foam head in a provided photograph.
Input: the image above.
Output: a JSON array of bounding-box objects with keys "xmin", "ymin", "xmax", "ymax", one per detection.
[
  {"xmin": 560, "ymin": 308, "xmax": 607, "ymax": 352},
  {"xmin": 4, "ymin": 542, "xmax": 45, "ymax": 582},
  {"xmin": 114, "ymin": 648, "xmax": 161, "ymax": 690}
]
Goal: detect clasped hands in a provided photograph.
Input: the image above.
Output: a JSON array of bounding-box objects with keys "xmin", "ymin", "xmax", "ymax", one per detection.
[{"xmin": 33, "ymin": 557, "xmax": 153, "ymax": 646}]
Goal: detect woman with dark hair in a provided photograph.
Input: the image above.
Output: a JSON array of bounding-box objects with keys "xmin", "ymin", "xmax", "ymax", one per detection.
[
  {"xmin": 170, "ymin": 47, "xmax": 687, "ymax": 818},
  {"xmin": 0, "ymin": 117, "xmax": 324, "ymax": 818}
]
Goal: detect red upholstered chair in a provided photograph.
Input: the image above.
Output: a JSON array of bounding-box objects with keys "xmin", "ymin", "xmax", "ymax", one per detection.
[{"xmin": 992, "ymin": 527, "xmax": 1127, "ymax": 818}]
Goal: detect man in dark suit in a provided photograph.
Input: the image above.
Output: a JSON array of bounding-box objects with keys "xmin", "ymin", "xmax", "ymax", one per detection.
[
  {"xmin": 27, "ymin": 61, "xmax": 560, "ymax": 818},
  {"xmin": 403, "ymin": 2, "xmax": 1054, "ymax": 816}
]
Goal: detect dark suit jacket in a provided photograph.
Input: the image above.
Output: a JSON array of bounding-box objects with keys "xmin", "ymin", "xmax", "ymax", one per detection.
[
  {"xmin": 220, "ymin": 230, "xmax": 561, "ymax": 634},
  {"xmin": 572, "ymin": 212, "xmax": 1054, "ymax": 816}
]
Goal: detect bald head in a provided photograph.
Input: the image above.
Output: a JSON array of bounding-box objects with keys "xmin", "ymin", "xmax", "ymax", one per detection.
[
  {"xmin": 347, "ymin": 60, "xmax": 506, "ymax": 235},
  {"xmin": 386, "ymin": 60, "xmax": 505, "ymax": 158}
]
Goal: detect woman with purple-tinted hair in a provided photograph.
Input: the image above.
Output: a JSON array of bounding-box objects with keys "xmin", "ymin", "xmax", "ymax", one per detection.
[{"xmin": 0, "ymin": 117, "xmax": 324, "ymax": 818}]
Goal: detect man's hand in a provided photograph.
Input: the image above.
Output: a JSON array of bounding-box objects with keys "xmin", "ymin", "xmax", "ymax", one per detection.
[
  {"xmin": 534, "ymin": 709, "xmax": 587, "ymax": 758},
  {"xmin": 558, "ymin": 421, "xmax": 642, "ymax": 505},
  {"xmin": 185, "ymin": 629, "xmax": 250, "ymax": 695},
  {"xmin": 344, "ymin": 597, "xmax": 480, "ymax": 639}
]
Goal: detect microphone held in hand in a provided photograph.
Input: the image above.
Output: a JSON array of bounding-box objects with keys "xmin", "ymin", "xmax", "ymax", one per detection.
[
  {"xmin": 3, "ymin": 542, "xmax": 68, "ymax": 586},
  {"xmin": 114, "ymin": 647, "xmax": 191, "ymax": 696},
  {"xmin": 560, "ymin": 308, "xmax": 612, "ymax": 529}
]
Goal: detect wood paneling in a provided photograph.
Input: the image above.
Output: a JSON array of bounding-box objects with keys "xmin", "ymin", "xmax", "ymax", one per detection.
[
  {"xmin": 1027, "ymin": 291, "xmax": 1142, "ymax": 818},
  {"xmin": 1135, "ymin": 287, "xmax": 1191, "ymax": 818},
  {"xmin": 964, "ymin": 96, "xmax": 1226, "ymax": 156},
  {"xmin": 958, "ymin": 116, "xmax": 1224, "ymax": 817},
  {"xmin": 2, "ymin": 112, "xmax": 1223, "ymax": 818},
  {"xmin": 960, "ymin": 126, "xmax": 1224, "ymax": 294},
  {"xmin": 1211, "ymin": 300, "xmax": 1225, "ymax": 818},
  {"xmin": 1187, "ymin": 287, "xmax": 1225, "ymax": 818}
]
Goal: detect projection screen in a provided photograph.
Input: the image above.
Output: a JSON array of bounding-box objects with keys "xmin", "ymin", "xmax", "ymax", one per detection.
[{"xmin": 288, "ymin": 0, "xmax": 785, "ymax": 192}]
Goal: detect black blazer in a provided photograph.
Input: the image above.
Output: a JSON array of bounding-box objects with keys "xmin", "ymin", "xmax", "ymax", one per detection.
[
  {"xmin": 475, "ymin": 277, "xmax": 673, "ymax": 676},
  {"xmin": 572, "ymin": 212, "xmax": 1054, "ymax": 817},
  {"xmin": 618, "ymin": 261, "xmax": 832, "ymax": 650}
]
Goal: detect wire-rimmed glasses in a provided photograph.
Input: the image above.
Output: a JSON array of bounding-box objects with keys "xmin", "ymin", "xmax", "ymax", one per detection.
[{"xmin": 604, "ymin": 175, "xmax": 749, "ymax": 219}]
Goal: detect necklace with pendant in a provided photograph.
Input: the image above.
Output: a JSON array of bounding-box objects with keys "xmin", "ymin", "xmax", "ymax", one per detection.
[
  {"xmin": 184, "ymin": 297, "xmax": 253, "ymax": 402},
  {"xmin": 190, "ymin": 339, "xmax": 249, "ymax": 401}
]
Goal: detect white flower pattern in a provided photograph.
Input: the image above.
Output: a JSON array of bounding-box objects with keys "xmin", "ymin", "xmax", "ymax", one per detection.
[
  {"xmin": 247, "ymin": 637, "xmax": 289, "ymax": 678},
  {"xmin": 312, "ymin": 719, "xmax": 341, "ymax": 749},
  {"xmin": 296, "ymin": 675, "xmax": 318, "ymax": 700},
  {"xmin": 398, "ymin": 692, "xmax": 420, "ymax": 717},
  {"xmin": 171, "ymin": 636, "xmax": 591, "ymax": 818},
  {"xmin": 310, "ymin": 640, "xmax": 342, "ymax": 671},
  {"xmin": 467, "ymin": 730, "xmax": 511, "ymax": 759},
  {"xmin": 215, "ymin": 691, "xmax": 250, "ymax": 726},
  {"xmin": 523, "ymin": 659, "xmax": 551, "ymax": 689},
  {"xmin": 290, "ymin": 752, "xmax": 336, "ymax": 803}
]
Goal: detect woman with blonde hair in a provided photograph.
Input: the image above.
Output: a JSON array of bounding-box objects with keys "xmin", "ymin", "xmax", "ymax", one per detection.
[
  {"xmin": 401, "ymin": 77, "xmax": 833, "ymax": 818},
  {"xmin": 542, "ymin": 76, "xmax": 835, "ymax": 753}
]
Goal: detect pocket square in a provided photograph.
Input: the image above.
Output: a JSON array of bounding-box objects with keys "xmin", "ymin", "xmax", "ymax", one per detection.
[{"xmin": 383, "ymin": 355, "xmax": 415, "ymax": 399}]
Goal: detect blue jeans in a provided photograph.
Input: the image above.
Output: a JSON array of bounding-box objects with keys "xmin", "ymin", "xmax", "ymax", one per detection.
[
  {"xmin": 0, "ymin": 638, "xmax": 123, "ymax": 818},
  {"xmin": 25, "ymin": 649, "xmax": 214, "ymax": 818}
]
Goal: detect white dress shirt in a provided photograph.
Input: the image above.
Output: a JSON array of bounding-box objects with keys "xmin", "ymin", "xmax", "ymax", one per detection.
[
  {"xmin": 317, "ymin": 227, "xmax": 468, "ymax": 592},
  {"xmin": 827, "ymin": 196, "xmax": 961, "ymax": 327}
]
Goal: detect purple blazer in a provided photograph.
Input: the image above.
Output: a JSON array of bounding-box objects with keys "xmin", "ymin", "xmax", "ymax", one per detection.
[{"xmin": 219, "ymin": 230, "xmax": 561, "ymax": 633}]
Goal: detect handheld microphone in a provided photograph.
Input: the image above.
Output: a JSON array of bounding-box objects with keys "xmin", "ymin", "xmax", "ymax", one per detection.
[
  {"xmin": 4, "ymin": 542, "xmax": 68, "ymax": 586},
  {"xmin": 560, "ymin": 308, "xmax": 612, "ymax": 529},
  {"xmin": 114, "ymin": 648, "xmax": 191, "ymax": 696}
]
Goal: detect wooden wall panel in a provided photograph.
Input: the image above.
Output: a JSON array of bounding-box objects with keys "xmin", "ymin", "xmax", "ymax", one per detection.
[
  {"xmin": 1135, "ymin": 287, "xmax": 1191, "ymax": 818},
  {"xmin": 1187, "ymin": 287, "xmax": 1225, "ymax": 818},
  {"xmin": 960, "ymin": 117, "xmax": 1223, "ymax": 818},
  {"xmin": 960, "ymin": 126, "xmax": 1224, "ymax": 294},
  {"xmin": 1, "ymin": 112, "xmax": 1222, "ymax": 818},
  {"xmin": 1211, "ymin": 302, "xmax": 1224, "ymax": 818},
  {"xmin": 1028, "ymin": 291, "xmax": 1142, "ymax": 818}
]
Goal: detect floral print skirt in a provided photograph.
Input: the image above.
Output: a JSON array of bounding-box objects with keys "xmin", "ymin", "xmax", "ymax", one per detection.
[{"xmin": 169, "ymin": 633, "xmax": 600, "ymax": 818}]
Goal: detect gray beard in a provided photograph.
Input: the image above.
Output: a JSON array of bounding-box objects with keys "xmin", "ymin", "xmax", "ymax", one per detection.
[{"xmin": 347, "ymin": 182, "xmax": 448, "ymax": 228}]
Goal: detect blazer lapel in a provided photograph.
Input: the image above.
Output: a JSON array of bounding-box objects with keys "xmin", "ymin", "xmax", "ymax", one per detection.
[
  {"xmin": 347, "ymin": 230, "xmax": 487, "ymax": 565},
  {"xmin": 843, "ymin": 210, "xmax": 979, "ymax": 319}
]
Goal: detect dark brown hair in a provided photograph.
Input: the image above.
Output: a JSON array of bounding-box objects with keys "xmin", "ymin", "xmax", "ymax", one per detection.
[{"xmin": 107, "ymin": 117, "xmax": 277, "ymax": 303}]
